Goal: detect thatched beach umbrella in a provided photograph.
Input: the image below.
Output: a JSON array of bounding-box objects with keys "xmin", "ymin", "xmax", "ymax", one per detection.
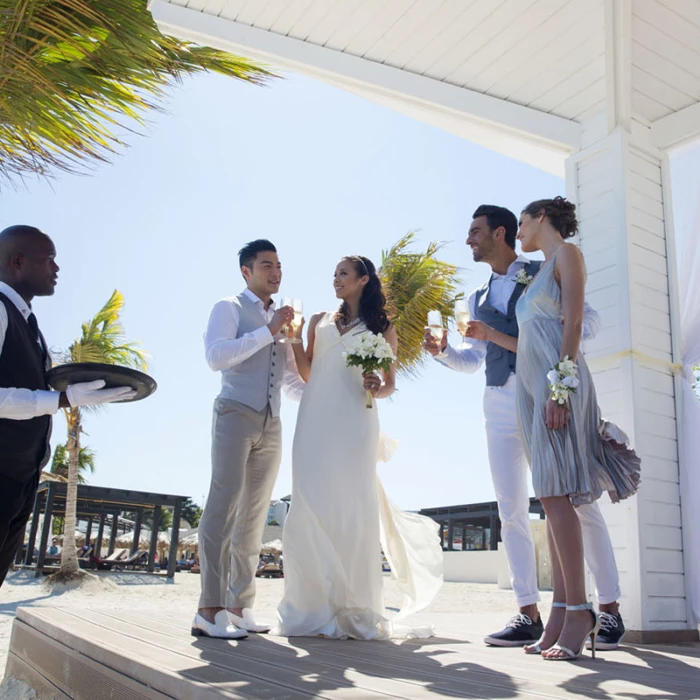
[
  {"xmin": 57, "ymin": 531, "xmax": 84, "ymax": 546},
  {"xmin": 115, "ymin": 532, "xmax": 150, "ymax": 549},
  {"xmin": 39, "ymin": 471, "xmax": 67, "ymax": 483},
  {"xmin": 261, "ymin": 539, "xmax": 282, "ymax": 554},
  {"xmin": 156, "ymin": 531, "xmax": 172, "ymax": 563},
  {"xmin": 180, "ymin": 531, "xmax": 198, "ymax": 557}
]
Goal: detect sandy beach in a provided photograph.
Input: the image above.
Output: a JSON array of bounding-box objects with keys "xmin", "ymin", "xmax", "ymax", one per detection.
[{"xmin": 0, "ymin": 567, "xmax": 552, "ymax": 688}]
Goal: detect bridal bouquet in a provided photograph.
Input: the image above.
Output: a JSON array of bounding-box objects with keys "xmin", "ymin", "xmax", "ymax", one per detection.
[{"xmin": 344, "ymin": 331, "xmax": 395, "ymax": 408}]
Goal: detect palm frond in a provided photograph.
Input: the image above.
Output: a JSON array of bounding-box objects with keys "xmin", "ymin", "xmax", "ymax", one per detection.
[
  {"xmin": 380, "ymin": 232, "xmax": 463, "ymax": 378},
  {"xmin": 51, "ymin": 442, "xmax": 95, "ymax": 484},
  {"xmin": 69, "ymin": 289, "xmax": 149, "ymax": 370},
  {"xmin": 0, "ymin": 0, "xmax": 276, "ymax": 185}
]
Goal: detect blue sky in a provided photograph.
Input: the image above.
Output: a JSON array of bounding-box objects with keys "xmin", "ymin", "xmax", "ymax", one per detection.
[{"xmin": 2, "ymin": 71, "xmax": 696, "ymax": 512}]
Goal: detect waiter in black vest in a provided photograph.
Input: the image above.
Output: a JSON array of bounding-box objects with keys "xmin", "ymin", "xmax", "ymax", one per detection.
[{"xmin": 0, "ymin": 225, "xmax": 136, "ymax": 587}]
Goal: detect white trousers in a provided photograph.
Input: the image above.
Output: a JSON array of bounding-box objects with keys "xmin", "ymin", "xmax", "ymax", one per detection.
[{"xmin": 484, "ymin": 374, "xmax": 621, "ymax": 606}]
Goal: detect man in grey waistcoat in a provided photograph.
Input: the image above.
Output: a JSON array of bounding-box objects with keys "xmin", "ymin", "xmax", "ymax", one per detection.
[
  {"xmin": 193, "ymin": 239, "xmax": 304, "ymax": 639},
  {"xmin": 424, "ymin": 205, "xmax": 626, "ymax": 651}
]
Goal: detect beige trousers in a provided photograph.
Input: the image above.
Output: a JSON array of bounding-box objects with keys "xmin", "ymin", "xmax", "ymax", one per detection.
[{"xmin": 198, "ymin": 399, "xmax": 282, "ymax": 609}]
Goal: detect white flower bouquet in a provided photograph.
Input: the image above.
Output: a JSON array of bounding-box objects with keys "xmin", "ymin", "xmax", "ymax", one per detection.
[
  {"xmin": 343, "ymin": 331, "xmax": 395, "ymax": 408},
  {"xmin": 547, "ymin": 356, "xmax": 580, "ymax": 406}
]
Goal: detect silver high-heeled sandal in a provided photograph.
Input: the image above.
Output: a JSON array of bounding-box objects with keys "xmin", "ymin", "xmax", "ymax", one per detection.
[
  {"xmin": 524, "ymin": 602, "xmax": 566, "ymax": 655},
  {"xmin": 543, "ymin": 602, "xmax": 600, "ymax": 661}
]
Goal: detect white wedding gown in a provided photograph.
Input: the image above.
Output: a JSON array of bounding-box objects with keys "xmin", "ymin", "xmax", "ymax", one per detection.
[{"xmin": 276, "ymin": 313, "xmax": 443, "ymax": 640}]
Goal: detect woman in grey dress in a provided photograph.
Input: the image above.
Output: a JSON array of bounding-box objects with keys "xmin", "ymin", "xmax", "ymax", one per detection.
[{"xmin": 468, "ymin": 197, "xmax": 640, "ymax": 661}]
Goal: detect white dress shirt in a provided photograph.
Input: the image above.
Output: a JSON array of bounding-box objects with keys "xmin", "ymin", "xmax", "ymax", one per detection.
[
  {"xmin": 0, "ymin": 281, "xmax": 60, "ymax": 419},
  {"xmin": 204, "ymin": 287, "xmax": 304, "ymax": 400},
  {"xmin": 436, "ymin": 256, "xmax": 601, "ymax": 373}
]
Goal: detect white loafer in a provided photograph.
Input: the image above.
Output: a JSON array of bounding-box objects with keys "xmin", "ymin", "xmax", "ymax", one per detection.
[
  {"xmin": 227, "ymin": 609, "xmax": 271, "ymax": 633},
  {"xmin": 191, "ymin": 610, "xmax": 248, "ymax": 639}
]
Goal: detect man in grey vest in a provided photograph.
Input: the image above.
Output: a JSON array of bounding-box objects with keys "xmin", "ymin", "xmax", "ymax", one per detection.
[
  {"xmin": 193, "ymin": 239, "xmax": 304, "ymax": 639},
  {"xmin": 424, "ymin": 205, "xmax": 625, "ymax": 651}
]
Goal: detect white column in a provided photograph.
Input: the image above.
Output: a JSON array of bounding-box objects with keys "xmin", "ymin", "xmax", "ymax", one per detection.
[{"xmin": 565, "ymin": 126, "xmax": 695, "ymax": 641}]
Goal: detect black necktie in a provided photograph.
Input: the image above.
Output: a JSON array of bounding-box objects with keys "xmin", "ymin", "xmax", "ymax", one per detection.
[
  {"xmin": 27, "ymin": 312, "xmax": 39, "ymax": 336},
  {"xmin": 27, "ymin": 313, "xmax": 47, "ymax": 364}
]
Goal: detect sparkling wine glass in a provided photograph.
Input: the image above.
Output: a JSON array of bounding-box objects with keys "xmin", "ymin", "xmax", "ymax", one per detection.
[
  {"xmin": 426, "ymin": 310, "xmax": 444, "ymax": 343},
  {"xmin": 279, "ymin": 298, "xmax": 303, "ymax": 344},
  {"xmin": 455, "ymin": 299, "xmax": 472, "ymax": 348}
]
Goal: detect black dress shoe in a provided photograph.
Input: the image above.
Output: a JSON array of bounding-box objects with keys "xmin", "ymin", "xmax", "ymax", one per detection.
[
  {"xmin": 587, "ymin": 611, "xmax": 625, "ymax": 650},
  {"xmin": 484, "ymin": 613, "xmax": 544, "ymax": 647}
]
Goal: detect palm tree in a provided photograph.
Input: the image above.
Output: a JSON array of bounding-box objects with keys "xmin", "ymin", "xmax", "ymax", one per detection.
[
  {"xmin": 379, "ymin": 232, "xmax": 463, "ymax": 377},
  {"xmin": 0, "ymin": 0, "xmax": 275, "ymax": 185},
  {"xmin": 48, "ymin": 443, "xmax": 95, "ymax": 536},
  {"xmin": 52, "ymin": 290, "xmax": 148, "ymax": 581},
  {"xmin": 50, "ymin": 443, "xmax": 95, "ymax": 484},
  {"xmin": 123, "ymin": 507, "xmax": 172, "ymax": 533},
  {"xmin": 49, "ymin": 442, "xmax": 91, "ymax": 539},
  {"xmin": 180, "ymin": 498, "xmax": 203, "ymax": 529}
]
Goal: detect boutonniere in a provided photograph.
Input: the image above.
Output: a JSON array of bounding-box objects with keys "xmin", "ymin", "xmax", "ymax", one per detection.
[{"xmin": 515, "ymin": 268, "xmax": 534, "ymax": 286}]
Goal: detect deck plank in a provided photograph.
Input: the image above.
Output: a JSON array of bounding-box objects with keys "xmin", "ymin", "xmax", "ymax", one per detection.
[
  {"xmin": 63, "ymin": 608, "xmax": 407, "ymax": 700},
  {"xmin": 8, "ymin": 607, "xmax": 700, "ymax": 700},
  {"xmin": 16, "ymin": 608, "xmax": 311, "ymax": 699},
  {"xmin": 74, "ymin": 609, "xmax": 521, "ymax": 700},
  {"xmin": 115, "ymin": 611, "xmax": 591, "ymax": 700},
  {"xmin": 152, "ymin": 610, "xmax": 700, "ymax": 698}
]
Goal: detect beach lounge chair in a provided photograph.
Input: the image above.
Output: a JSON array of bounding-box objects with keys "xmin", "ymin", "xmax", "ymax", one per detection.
[
  {"xmin": 103, "ymin": 548, "xmax": 128, "ymax": 563},
  {"xmin": 93, "ymin": 548, "xmax": 129, "ymax": 570},
  {"xmin": 113, "ymin": 550, "xmax": 148, "ymax": 571},
  {"xmin": 77, "ymin": 545, "xmax": 94, "ymax": 569},
  {"xmin": 255, "ymin": 554, "xmax": 282, "ymax": 578}
]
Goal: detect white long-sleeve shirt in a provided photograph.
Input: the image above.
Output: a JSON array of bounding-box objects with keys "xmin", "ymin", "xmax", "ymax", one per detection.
[
  {"xmin": 436, "ymin": 256, "xmax": 601, "ymax": 374},
  {"xmin": 0, "ymin": 281, "xmax": 60, "ymax": 419},
  {"xmin": 204, "ymin": 287, "xmax": 305, "ymax": 401}
]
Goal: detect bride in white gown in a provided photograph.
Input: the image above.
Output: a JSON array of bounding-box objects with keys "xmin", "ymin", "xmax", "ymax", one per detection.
[{"xmin": 276, "ymin": 256, "xmax": 443, "ymax": 640}]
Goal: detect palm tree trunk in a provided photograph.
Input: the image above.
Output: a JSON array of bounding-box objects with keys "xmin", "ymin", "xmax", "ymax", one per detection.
[{"xmin": 59, "ymin": 410, "xmax": 82, "ymax": 575}]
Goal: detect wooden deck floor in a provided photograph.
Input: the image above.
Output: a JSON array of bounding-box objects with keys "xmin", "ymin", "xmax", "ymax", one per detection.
[{"xmin": 5, "ymin": 606, "xmax": 700, "ymax": 699}]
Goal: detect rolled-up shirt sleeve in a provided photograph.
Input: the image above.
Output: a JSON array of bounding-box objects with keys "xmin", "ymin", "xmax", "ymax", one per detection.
[
  {"xmin": 433, "ymin": 289, "xmax": 487, "ymax": 373},
  {"xmin": 434, "ymin": 342, "xmax": 487, "ymax": 374},
  {"xmin": 582, "ymin": 301, "xmax": 601, "ymax": 341},
  {"xmin": 204, "ymin": 299, "xmax": 274, "ymax": 371},
  {"xmin": 282, "ymin": 346, "xmax": 305, "ymax": 402}
]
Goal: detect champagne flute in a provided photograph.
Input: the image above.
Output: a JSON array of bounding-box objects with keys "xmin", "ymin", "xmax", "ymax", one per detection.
[
  {"xmin": 455, "ymin": 299, "xmax": 472, "ymax": 348},
  {"xmin": 426, "ymin": 310, "xmax": 444, "ymax": 343},
  {"xmin": 279, "ymin": 297, "xmax": 303, "ymax": 344}
]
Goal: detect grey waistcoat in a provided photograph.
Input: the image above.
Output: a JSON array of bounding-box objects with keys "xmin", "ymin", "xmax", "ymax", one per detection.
[
  {"xmin": 475, "ymin": 260, "xmax": 541, "ymax": 387},
  {"xmin": 218, "ymin": 294, "xmax": 283, "ymax": 417}
]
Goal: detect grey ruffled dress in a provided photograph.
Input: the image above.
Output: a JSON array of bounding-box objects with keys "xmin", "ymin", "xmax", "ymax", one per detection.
[{"xmin": 515, "ymin": 258, "xmax": 641, "ymax": 506}]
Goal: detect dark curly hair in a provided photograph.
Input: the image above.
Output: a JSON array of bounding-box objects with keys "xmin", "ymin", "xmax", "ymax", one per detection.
[
  {"xmin": 522, "ymin": 196, "xmax": 578, "ymax": 238},
  {"xmin": 337, "ymin": 256, "xmax": 390, "ymax": 335}
]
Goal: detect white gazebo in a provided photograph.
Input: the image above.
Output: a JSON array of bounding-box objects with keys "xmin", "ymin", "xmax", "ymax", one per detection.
[{"xmin": 149, "ymin": 0, "xmax": 700, "ymax": 642}]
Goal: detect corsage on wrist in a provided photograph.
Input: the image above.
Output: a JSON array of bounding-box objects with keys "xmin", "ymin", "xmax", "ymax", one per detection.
[{"xmin": 547, "ymin": 356, "xmax": 579, "ymax": 406}]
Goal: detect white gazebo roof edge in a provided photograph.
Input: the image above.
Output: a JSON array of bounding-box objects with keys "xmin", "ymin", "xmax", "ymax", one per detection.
[{"xmin": 150, "ymin": 0, "xmax": 584, "ymax": 177}]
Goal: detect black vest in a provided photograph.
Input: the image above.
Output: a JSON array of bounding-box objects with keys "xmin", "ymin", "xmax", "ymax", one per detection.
[
  {"xmin": 474, "ymin": 261, "xmax": 542, "ymax": 387},
  {"xmin": 0, "ymin": 293, "xmax": 52, "ymax": 483}
]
